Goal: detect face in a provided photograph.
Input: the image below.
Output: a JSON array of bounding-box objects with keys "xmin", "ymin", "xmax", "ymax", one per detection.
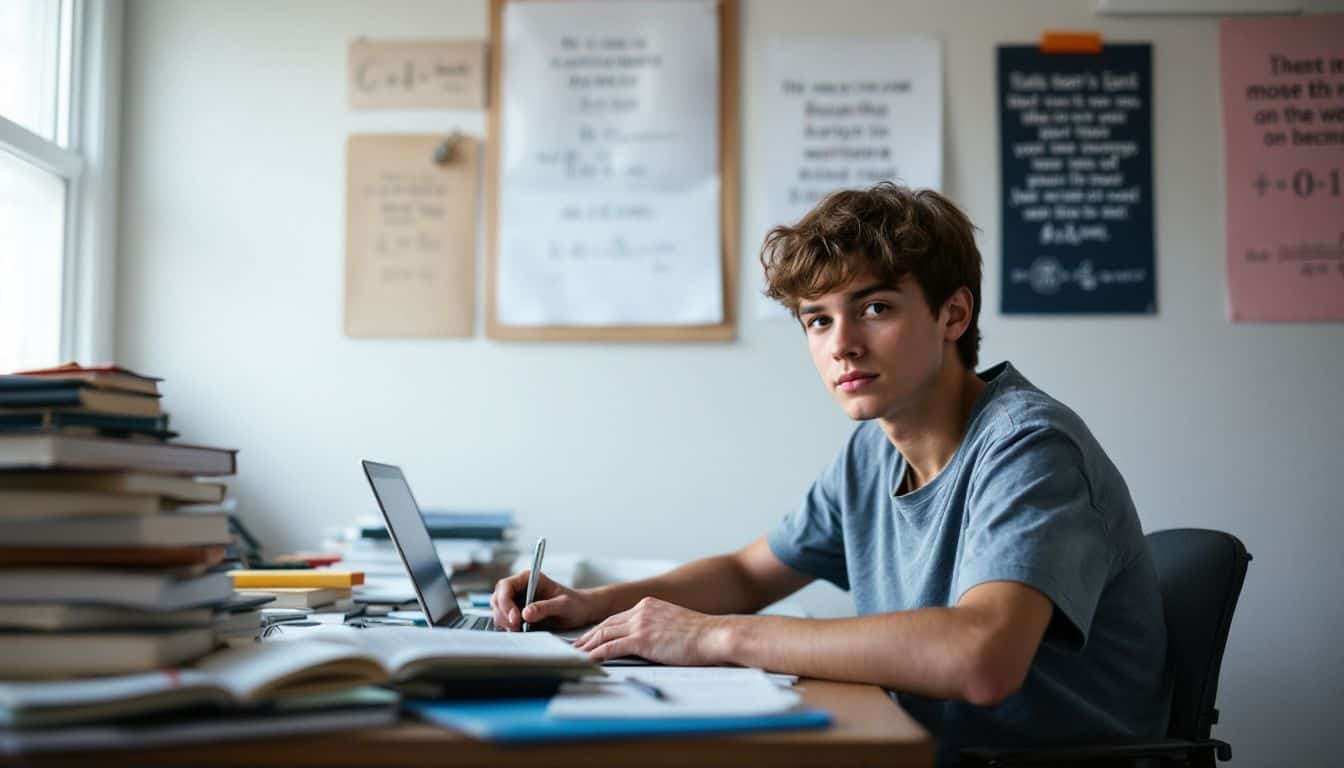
[{"xmin": 798, "ymin": 271, "xmax": 964, "ymax": 423}]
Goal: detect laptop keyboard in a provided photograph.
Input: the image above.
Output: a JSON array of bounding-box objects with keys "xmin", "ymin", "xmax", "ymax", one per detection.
[{"xmin": 451, "ymin": 615, "xmax": 496, "ymax": 631}]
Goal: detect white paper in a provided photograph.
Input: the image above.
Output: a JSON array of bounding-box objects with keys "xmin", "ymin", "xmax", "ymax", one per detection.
[
  {"xmin": 758, "ymin": 37, "xmax": 943, "ymax": 318},
  {"xmin": 498, "ymin": 0, "xmax": 722, "ymax": 326},
  {"xmin": 546, "ymin": 667, "xmax": 800, "ymax": 719}
]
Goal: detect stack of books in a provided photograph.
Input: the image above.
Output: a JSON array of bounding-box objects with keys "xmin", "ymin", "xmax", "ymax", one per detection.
[
  {"xmin": 0, "ymin": 626, "xmax": 596, "ymax": 753},
  {"xmin": 229, "ymin": 569, "xmax": 364, "ymax": 611},
  {"xmin": 328, "ymin": 511, "xmax": 519, "ymax": 598},
  {"xmin": 0, "ymin": 363, "xmax": 241, "ymax": 677}
]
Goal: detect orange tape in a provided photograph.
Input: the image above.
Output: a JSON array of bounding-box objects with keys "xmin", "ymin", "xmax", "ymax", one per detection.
[{"xmin": 1040, "ymin": 31, "xmax": 1103, "ymax": 54}]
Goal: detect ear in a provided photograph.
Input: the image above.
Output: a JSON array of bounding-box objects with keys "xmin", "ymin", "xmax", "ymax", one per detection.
[{"xmin": 941, "ymin": 286, "xmax": 974, "ymax": 344}]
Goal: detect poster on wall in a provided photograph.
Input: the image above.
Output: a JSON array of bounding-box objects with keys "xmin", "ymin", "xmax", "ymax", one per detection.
[
  {"xmin": 758, "ymin": 37, "xmax": 943, "ymax": 319},
  {"xmin": 496, "ymin": 0, "xmax": 722, "ymax": 327},
  {"xmin": 1220, "ymin": 15, "xmax": 1344, "ymax": 323},
  {"xmin": 998, "ymin": 44, "xmax": 1155, "ymax": 314},
  {"xmin": 344, "ymin": 134, "xmax": 478, "ymax": 337}
]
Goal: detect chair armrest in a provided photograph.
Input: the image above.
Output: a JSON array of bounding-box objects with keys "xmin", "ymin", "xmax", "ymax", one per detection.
[{"xmin": 960, "ymin": 738, "xmax": 1231, "ymax": 767}]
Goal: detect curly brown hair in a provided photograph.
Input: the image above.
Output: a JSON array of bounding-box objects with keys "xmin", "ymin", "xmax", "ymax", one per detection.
[{"xmin": 760, "ymin": 182, "xmax": 983, "ymax": 370}]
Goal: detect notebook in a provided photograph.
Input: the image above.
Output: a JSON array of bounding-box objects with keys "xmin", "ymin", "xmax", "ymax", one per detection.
[
  {"xmin": 405, "ymin": 698, "xmax": 832, "ymax": 743},
  {"xmin": 0, "ymin": 687, "xmax": 398, "ymax": 754}
]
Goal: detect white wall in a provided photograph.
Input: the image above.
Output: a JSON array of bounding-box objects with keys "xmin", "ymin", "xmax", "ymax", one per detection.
[{"xmin": 118, "ymin": 1, "xmax": 1344, "ymax": 763}]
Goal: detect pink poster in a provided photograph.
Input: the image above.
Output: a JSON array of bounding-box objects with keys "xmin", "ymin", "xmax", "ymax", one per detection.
[{"xmin": 1221, "ymin": 15, "xmax": 1344, "ymax": 322}]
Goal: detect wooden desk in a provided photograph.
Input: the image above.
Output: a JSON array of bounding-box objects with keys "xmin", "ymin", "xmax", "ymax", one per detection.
[{"xmin": 28, "ymin": 680, "xmax": 933, "ymax": 767}]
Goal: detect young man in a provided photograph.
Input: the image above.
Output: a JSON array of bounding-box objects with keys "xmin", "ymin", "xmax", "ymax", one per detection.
[{"xmin": 491, "ymin": 183, "xmax": 1168, "ymax": 763}]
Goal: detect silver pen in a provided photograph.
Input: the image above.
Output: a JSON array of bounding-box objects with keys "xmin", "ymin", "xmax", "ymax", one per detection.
[{"xmin": 521, "ymin": 536, "xmax": 547, "ymax": 632}]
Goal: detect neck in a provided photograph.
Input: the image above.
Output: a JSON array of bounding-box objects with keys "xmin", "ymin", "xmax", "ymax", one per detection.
[{"xmin": 880, "ymin": 360, "xmax": 985, "ymax": 493}]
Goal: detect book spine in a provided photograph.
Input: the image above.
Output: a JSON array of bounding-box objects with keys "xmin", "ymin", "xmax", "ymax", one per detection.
[
  {"xmin": 229, "ymin": 571, "xmax": 365, "ymax": 589},
  {"xmin": 359, "ymin": 527, "xmax": 512, "ymax": 541}
]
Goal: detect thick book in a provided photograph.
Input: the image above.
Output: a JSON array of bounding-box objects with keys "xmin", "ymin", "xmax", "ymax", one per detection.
[
  {"xmin": 0, "ymin": 687, "xmax": 398, "ymax": 754},
  {"xmin": 0, "ymin": 377, "xmax": 162, "ymax": 417},
  {"xmin": 0, "ymin": 570, "xmax": 234, "ymax": 612},
  {"xmin": 235, "ymin": 587, "xmax": 351, "ymax": 609},
  {"xmin": 404, "ymin": 698, "xmax": 833, "ymax": 743},
  {"xmin": 0, "ymin": 411, "xmax": 174, "ymax": 439},
  {"xmin": 0, "ymin": 489, "xmax": 162, "ymax": 519},
  {"xmin": 0, "ymin": 512, "xmax": 231, "ymax": 547},
  {"xmin": 359, "ymin": 524, "xmax": 515, "ymax": 541},
  {"xmin": 10, "ymin": 363, "xmax": 162, "ymax": 396},
  {"xmin": 0, "ymin": 471, "xmax": 225, "ymax": 503},
  {"xmin": 421, "ymin": 511, "xmax": 516, "ymax": 528},
  {"xmin": 0, "ymin": 544, "xmax": 228, "ymax": 569},
  {"xmin": 0, "ymin": 433, "xmax": 237, "ymax": 476},
  {"xmin": 0, "ymin": 603, "xmax": 214, "ymax": 632},
  {"xmin": 229, "ymin": 570, "xmax": 365, "ymax": 589},
  {"xmin": 0, "ymin": 628, "xmax": 215, "ymax": 678},
  {"xmin": 0, "ymin": 629, "xmax": 591, "ymax": 728}
]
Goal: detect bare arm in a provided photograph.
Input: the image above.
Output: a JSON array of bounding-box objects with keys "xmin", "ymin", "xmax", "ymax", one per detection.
[
  {"xmin": 590, "ymin": 537, "xmax": 812, "ymax": 617},
  {"xmin": 577, "ymin": 580, "xmax": 1054, "ymax": 707},
  {"xmin": 492, "ymin": 537, "xmax": 811, "ymax": 631}
]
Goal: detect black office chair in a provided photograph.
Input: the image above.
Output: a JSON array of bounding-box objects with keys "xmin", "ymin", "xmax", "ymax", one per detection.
[{"xmin": 962, "ymin": 528, "xmax": 1252, "ymax": 768}]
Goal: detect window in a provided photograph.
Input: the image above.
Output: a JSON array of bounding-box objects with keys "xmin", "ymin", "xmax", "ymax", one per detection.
[{"xmin": 0, "ymin": 0, "xmax": 120, "ymax": 372}]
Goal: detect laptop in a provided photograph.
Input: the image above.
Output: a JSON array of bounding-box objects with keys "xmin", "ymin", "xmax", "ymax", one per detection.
[{"xmin": 361, "ymin": 460, "xmax": 496, "ymax": 631}]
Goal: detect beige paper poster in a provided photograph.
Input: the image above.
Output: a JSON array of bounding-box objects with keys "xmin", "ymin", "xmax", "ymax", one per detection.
[
  {"xmin": 345, "ymin": 134, "xmax": 478, "ymax": 337},
  {"xmin": 348, "ymin": 40, "xmax": 486, "ymax": 110}
]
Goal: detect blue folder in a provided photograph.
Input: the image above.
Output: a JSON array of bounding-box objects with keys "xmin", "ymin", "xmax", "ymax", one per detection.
[{"xmin": 404, "ymin": 698, "xmax": 832, "ymax": 744}]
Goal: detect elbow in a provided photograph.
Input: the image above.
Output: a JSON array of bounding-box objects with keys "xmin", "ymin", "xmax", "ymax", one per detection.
[{"xmin": 959, "ymin": 645, "xmax": 1028, "ymax": 708}]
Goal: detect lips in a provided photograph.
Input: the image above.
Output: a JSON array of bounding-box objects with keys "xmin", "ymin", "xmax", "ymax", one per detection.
[{"xmin": 836, "ymin": 371, "xmax": 878, "ymax": 393}]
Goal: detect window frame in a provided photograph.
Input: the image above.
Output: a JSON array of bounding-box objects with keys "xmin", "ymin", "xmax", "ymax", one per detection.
[{"xmin": 0, "ymin": 0, "xmax": 122, "ymax": 367}]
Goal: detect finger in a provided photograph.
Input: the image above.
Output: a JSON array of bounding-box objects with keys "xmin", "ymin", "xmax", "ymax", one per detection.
[
  {"xmin": 575, "ymin": 617, "xmax": 617, "ymax": 649},
  {"xmin": 521, "ymin": 594, "xmax": 568, "ymax": 626},
  {"xmin": 490, "ymin": 581, "xmax": 517, "ymax": 629},
  {"xmin": 588, "ymin": 635, "xmax": 640, "ymax": 662},
  {"xmin": 493, "ymin": 570, "xmax": 532, "ymax": 631},
  {"xmin": 575, "ymin": 619, "xmax": 629, "ymax": 652},
  {"xmin": 492, "ymin": 572, "xmax": 524, "ymax": 610},
  {"xmin": 575, "ymin": 602, "xmax": 639, "ymax": 647}
]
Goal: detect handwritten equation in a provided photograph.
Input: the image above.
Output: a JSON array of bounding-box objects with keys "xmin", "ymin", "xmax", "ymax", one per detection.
[
  {"xmin": 348, "ymin": 39, "xmax": 486, "ymax": 110},
  {"xmin": 496, "ymin": 0, "xmax": 722, "ymax": 327}
]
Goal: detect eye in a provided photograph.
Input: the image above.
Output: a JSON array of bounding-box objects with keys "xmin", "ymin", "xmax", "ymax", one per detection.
[
  {"xmin": 862, "ymin": 302, "xmax": 888, "ymax": 317},
  {"xmin": 805, "ymin": 315, "xmax": 830, "ymax": 330}
]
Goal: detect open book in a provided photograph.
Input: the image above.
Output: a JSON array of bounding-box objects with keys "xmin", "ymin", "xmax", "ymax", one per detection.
[{"xmin": 0, "ymin": 627, "xmax": 597, "ymax": 729}]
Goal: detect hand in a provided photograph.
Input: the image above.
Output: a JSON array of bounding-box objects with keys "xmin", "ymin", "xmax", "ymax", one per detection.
[
  {"xmin": 573, "ymin": 597, "xmax": 733, "ymax": 666},
  {"xmin": 490, "ymin": 569, "xmax": 605, "ymax": 632}
]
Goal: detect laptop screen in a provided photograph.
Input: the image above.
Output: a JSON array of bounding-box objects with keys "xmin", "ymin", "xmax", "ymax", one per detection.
[{"xmin": 361, "ymin": 461, "xmax": 463, "ymax": 627}]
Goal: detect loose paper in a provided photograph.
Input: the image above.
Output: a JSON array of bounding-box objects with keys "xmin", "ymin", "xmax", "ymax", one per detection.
[
  {"xmin": 1220, "ymin": 15, "xmax": 1344, "ymax": 322},
  {"xmin": 546, "ymin": 667, "xmax": 800, "ymax": 719},
  {"xmin": 760, "ymin": 37, "xmax": 943, "ymax": 318},
  {"xmin": 496, "ymin": 0, "xmax": 722, "ymax": 327},
  {"xmin": 348, "ymin": 40, "xmax": 486, "ymax": 110},
  {"xmin": 998, "ymin": 45, "xmax": 1155, "ymax": 314},
  {"xmin": 345, "ymin": 134, "xmax": 478, "ymax": 337}
]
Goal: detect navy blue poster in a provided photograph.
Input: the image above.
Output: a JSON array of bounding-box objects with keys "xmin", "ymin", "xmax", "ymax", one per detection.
[{"xmin": 998, "ymin": 44, "xmax": 1155, "ymax": 314}]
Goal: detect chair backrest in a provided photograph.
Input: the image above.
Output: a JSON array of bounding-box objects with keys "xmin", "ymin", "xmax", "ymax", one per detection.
[{"xmin": 1145, "ymin": 528, "xmax": 1251, "ymax": 741}]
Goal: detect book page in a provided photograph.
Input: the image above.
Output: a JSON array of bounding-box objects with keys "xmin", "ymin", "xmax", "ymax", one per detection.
[
  {"xmin": 352, "ymin": 626, "xmax": 590, "ymax": 672},
  {"xmin": 195, "ymin": 639, "xmax": 383, "ymax": 700},
  {"xmin": 262, "ymin": 624, "xmax": 590, "ymax": 678}
]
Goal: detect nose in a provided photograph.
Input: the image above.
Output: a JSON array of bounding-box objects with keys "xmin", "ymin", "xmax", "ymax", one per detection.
[{"xmin": 829, "ymin": 317, "xmax": 864, "ymax": 361}]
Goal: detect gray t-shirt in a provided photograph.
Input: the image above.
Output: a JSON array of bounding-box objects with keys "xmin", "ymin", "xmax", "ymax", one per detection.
[{"xmin": 768, "ymin": 362, "xmax": 1168, "ymax": 764}]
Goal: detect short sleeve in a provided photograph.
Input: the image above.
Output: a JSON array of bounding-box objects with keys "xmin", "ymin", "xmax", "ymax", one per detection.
[
  {"xmin": 958, "ymin": 427, "xmax": 1113, "ymax": 651},
  {"xmin": 768, "ymin": 445, "xmax": 851, "ymax": 591}
]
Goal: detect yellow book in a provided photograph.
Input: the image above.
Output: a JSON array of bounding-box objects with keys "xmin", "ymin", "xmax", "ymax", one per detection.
[{"xmin": 228, "ymin": 570, "xmax": 364, "ymax": 589}]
